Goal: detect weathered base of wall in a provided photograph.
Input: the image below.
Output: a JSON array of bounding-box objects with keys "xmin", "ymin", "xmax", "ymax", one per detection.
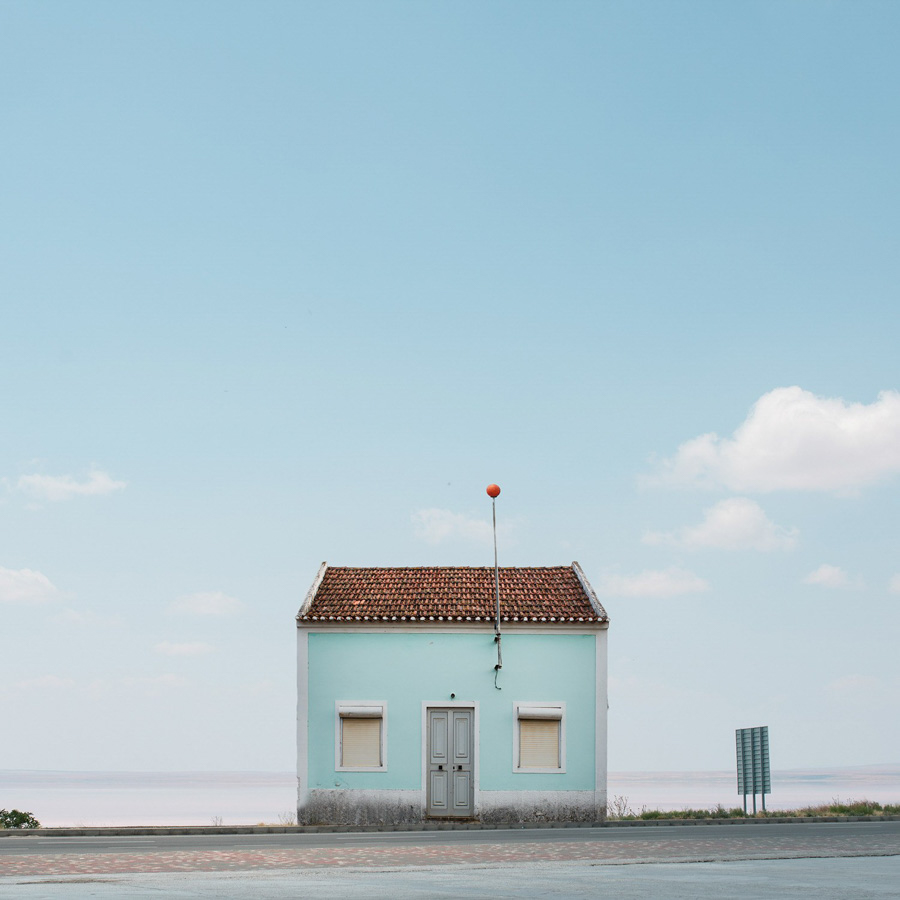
[
  {"xmin": 299, "ymin": 789, "xmax": 424, "ymax": 826},
  {"xmin": 478, "ymin": 790, "xmax": 602, "ymax": 824},
  {"xmin": 298, "ymin": 789, "xmax": 606, "ymax": 826}
]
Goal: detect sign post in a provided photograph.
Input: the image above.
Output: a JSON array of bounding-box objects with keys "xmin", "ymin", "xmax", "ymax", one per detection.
[{"xmin": 735, "ymin": 726, "xmax": 770, "ymax": 815}]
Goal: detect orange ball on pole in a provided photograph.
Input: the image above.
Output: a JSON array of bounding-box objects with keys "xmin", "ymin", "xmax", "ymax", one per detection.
[{"xmin": 486, "ymin": 483, "xmax": 501, "ymax": 498}]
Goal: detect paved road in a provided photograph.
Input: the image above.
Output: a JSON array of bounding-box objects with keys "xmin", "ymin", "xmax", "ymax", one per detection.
[
  {"xmin": 2, "ymin": 824, "xmax": 898, "ymax": 899},
  {"xmin": 1, "ymin": 821, "xmax": 897, "ymax": 877}
]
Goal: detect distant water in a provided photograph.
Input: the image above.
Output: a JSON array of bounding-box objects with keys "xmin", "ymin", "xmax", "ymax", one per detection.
[
  {"xmin": 608, "ymin": 765, "xmax": 900, "ymax": 814},
  {"xmin": 2, "ymin": 766, "xmax": 898, "ymax": 827},
  {"xmin": 0, "ymin": 771, "xmax": 297, "ymax": 828}
]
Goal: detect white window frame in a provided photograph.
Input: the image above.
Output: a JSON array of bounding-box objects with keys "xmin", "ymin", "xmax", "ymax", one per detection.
[
  {"xmin": 513, "ymin": 702, "xmax": 566, "ymax": 774},
  {"xmin": 335, "ymin": 701, "xmax": 387, "ymax": 772}
]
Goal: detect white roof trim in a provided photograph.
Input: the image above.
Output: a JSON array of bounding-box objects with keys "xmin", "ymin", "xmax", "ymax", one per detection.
[
  {"xmin": 297, "ymin": 622, "xmax": 606, "ymax": 634},
  {"xmin": 296, "ymin": 561, "xmax": 328, "ymax": 620},
  {"xmin": 571, "ymin": 561, "xmax": 608, "ymax": 622}
]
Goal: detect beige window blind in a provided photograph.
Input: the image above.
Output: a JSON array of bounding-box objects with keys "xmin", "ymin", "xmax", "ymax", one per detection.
[
  {"xmin": 519, "ymin": 718, "xmax": 560, "ymax": 769},
  {"xmin": 341, "ymin": 716, "xmax": 382, "ymax": 767}
]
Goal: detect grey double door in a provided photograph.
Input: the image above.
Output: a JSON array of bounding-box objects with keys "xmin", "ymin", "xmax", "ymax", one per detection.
[{"xmin": 426, "ymin": 707, "xmax": 474, "ymax": 817}]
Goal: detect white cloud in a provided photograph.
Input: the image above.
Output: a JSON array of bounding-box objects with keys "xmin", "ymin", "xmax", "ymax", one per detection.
[
  {"xmin": 168, "ymin": 591, "xmax": 242, "ymax": 616},
  {"xmin": 17, "ymin": 470, "xmax": 126, "ymax": 502},
  {"xmin": 49, "ymin": 608, "xmax": 121, "ymax": 627},
  {"xmin": 122, "ymin": 674, "xmax": 191, "ymax": 696},
  {"xmin": 412, "ymin": 508, "xmax": 495, "ymax": 545},
  {"xmin": 131, "ymin": 674, "xmax": 189, "ymax": 688},
  {"xmin": 13, "ymin": 675, "xmax": 76, "ymax": 691},
  {"xmin": 651, "ymin": 387, "xmax": 900, "ymax": 493},
  {"xmin": 889, "ymin": 574, "xmax": 900, "ymax": 595},
  {"xmin": 595, "ymin": 567, "xmax": 709, "ymax": 598},
  {"xmin": 0, "ymin": 567, "xmax": 59, "ymax": 604},
  {"xmin": 803, "ymin": 564, "xmax": 853, "ymax": 589},
  {"xmin": 153, "ymin": 641, "xmax": 213, "ymax": 657},
  {"xmin": 643, "ymin": 497, "xmax": 798, "ymax": 551},
  {"xmin": 827, "ymin": 674, "xmax": 884, "ymax": 700}
]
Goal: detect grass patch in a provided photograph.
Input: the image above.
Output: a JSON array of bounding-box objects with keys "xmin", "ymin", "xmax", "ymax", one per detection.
[
  {"xmin": 778, "ymin": 799, "xmax": 900, "ymax": 818},
  {"xmin": 634, "ymin": 804, "xmax": 745, "ymax": 820},
  {"xmin": 606, "ymin": 796, "xmax": 900, "ymax": 821}
]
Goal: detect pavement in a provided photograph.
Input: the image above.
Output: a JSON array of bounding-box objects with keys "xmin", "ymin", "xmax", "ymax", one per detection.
[
  {"xmin": 1, "ymin": 820, "xmax": 898, "ymax": 874},
  {"xmin": 2, "ymin": 820, "xmax": 899, "ymax": 898},
  {"xmin": 3, "ymin": 857, "xmax": 900, "ymax": 899}
]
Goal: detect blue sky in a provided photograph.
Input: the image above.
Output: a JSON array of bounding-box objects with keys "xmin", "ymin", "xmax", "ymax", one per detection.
[{"xmin": 2, "ymin": 0, "xmax": 899, "ymax": 775}]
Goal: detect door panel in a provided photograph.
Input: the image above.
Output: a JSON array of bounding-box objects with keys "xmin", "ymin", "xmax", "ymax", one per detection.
[
  {"xmin": 427, "ymin": 708, "xmax": 474, "ymax": 817},
  {"xmin": 430, "ymin": 711, "xmax": 449, "ymax": 765},
  {"xmin": 453, "ymin": 713, "xmax": 470, "ymax": 765},
  {"xmin": 452, "ymin": 771, "xmax": 471, "ymax": 812},
  {"xmin": 429, "ymin": 770, "xmax": 448, "ymax": 812}
]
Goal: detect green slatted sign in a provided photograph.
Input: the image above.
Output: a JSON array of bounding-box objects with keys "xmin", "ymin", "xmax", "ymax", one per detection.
[{"xmin": 736, "ymin": 725, "xmax": 770, "ymax": 814}]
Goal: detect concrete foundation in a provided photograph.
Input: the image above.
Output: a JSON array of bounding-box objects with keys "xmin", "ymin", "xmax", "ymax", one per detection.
[{"xmin": 298, "ymin": 788, "xmax": 606, "ymax": 826}]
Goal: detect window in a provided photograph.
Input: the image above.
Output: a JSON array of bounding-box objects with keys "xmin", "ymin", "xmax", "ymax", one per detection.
[
  {"xmin": 514, "ymin": 703, "xmax": 565, "ymax": 773},
  {"xmin": 336, "ymin": 703, "xmax": 387, "ymax": 771}
]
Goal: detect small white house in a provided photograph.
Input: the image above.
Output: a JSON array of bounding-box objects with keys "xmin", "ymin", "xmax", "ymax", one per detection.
[{"xmin": 296, "ymin": 562, "xmax": 609, "ymax": 825}]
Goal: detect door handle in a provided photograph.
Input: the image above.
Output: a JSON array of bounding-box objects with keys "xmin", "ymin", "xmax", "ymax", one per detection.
[
  {"xmin": 456, "ymin": 765, "xmax": 463, "ymax": 771},
  {"xmin": 438, "ymin": 765, "xmax": 443, "ymax": 770}
]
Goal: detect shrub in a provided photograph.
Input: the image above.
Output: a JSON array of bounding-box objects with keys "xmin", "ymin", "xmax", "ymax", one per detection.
[
  {"xmin": 603, "ymin": 798, "xmax": 899, "ymax": 822},
  {"xmin": 0, "ymin": 809, "xmax": 40, "ymax": 829},
  {"xmin": 827, "ymin": 799, "xmax": 882, "ymax": 816},
  {"xmin": 606, "ymin": 795, "xmax": 634, "ymax": 820},
  {"xmin": 710, "ymin": 804, "xmax": 747, "ymax": 819},
  {"xmin": 638, "ymin": 806, "xmax": 746, "ymax": 820},
  {"xmin": 637, "ymin": 808, "xmax": 666, "ymax": 819}
]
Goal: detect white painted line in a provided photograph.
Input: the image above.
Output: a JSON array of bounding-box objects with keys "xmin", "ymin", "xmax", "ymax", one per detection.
[
  {"xmin": 331, "ymin": 832, "xmax": 446, "ymax": 840},
  {"xmin": 14, "ymin": 838, "xmax": 159, "ymax": 844}
]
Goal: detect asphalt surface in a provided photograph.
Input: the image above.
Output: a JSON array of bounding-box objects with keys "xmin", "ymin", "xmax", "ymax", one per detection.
[
  {"xmin": 1, "ymin": 820, "xmax": 898, "ymax": 875},
  {"xmin": 2, "ymin": 856, "xmax": 899, "ymax": 899},
  {"xmin": 2, "ymin": 823, "xmax": 899, "ymax": 898},
  {"xmin": 3, "ymin": 819, "xmax": 900, "ymax": 855}
]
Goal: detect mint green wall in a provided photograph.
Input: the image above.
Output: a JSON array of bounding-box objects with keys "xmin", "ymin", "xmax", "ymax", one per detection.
[{"xmin": 306, "ymin": 631, "xmax": 596, "ymax": 791}]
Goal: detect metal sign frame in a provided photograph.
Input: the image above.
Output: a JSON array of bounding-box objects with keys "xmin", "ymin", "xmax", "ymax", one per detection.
[{"xmin": 735, "ymin": 725, "xmax": 770, "ymax": 814}]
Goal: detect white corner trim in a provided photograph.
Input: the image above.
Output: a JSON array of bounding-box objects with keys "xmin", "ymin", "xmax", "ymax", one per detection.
[
  {"xmin": 513, "ymin": 701, "xmax": 567, "ymax": 774},
  {"xmin": 296, "ymin": 628, "xmax": 309, "ymax": 811},
  {"xmin": 595, "ymin": 629, "xmax": 608, "ymax": 816},
  {"xmin": 571, "ymin": 561, "xmax": 608, "ymax": 621},
  {"xmin": 297, "ymin": 561, "xmax": 328, "ymax": 620},
  {"xmin": 335, "ymin": 701, "xmax": 387, "ymax": 772}
]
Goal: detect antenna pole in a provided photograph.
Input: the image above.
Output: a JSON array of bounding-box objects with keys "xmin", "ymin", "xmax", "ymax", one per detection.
[
  {"xmin": 486, "ymin": 484, "xmax": 503, "ymax": 687},
  {"xmin": 492, "ymin": 496, "xmax": 500, "ymax": 635}
]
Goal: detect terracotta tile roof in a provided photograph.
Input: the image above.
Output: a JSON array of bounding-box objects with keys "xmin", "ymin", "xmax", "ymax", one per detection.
[{"xmin": 298, "ymin": 564, "xmax": 608, "ymax": 624}]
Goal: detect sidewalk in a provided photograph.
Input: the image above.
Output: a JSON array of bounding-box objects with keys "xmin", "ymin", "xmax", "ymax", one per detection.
[{"xmin": 2, "ymin": 820, "xmax": 899, "ymax": 877}]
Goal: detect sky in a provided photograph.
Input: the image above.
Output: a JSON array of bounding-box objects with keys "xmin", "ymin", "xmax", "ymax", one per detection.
[{"xmin": 1, "ymin": 0, "xmax": 899, "ymax": 775}]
